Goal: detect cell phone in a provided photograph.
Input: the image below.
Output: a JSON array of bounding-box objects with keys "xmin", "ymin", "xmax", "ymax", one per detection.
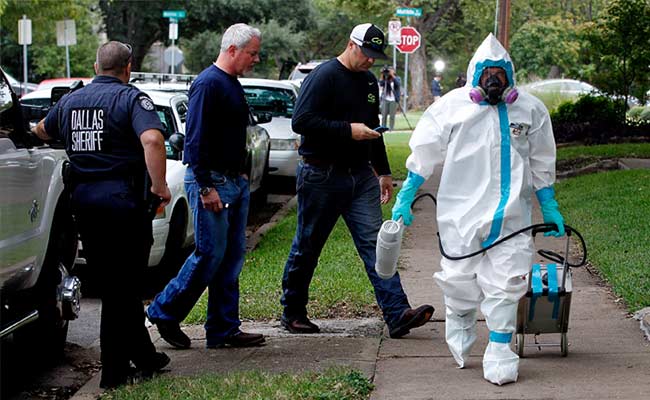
[{"xmin": 374, "ymin": 126, "xmax": 389, "ymax": 134}]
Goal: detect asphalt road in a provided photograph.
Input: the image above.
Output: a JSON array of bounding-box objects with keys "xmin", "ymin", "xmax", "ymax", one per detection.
[{"xmin": 1, "ymin": 185, "xmax": 294, "ymax": 400}]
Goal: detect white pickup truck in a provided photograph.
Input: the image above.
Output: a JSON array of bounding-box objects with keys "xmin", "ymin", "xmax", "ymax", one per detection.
[{"xmin": 0, "ymin": 68, "xmax": 80, "ymax": 359}]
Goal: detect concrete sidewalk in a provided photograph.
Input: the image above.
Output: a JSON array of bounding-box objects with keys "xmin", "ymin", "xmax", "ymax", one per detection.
[
  {"xmin": 371, "ymin": 171, "xmax": 650, "ymax": 399},
  {"xmin": 73, "ymin": 162, "xmax": 650, "ymax": 399}
]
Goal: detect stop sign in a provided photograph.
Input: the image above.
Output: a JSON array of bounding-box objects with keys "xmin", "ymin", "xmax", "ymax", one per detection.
[{"xmin": 396, "ymin": 26, "xmax": 421, "ymax": 54}]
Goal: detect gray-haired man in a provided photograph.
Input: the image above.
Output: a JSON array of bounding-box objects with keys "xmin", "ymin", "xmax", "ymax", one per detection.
[{"xmin": 147, "ymin": 23, "xmax": 265, "ymax": 350}]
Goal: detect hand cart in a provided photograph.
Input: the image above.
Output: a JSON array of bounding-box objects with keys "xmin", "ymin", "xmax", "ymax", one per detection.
[{"xmin": 516, "ymin": 227, "xmax": 575, "ymax": 357}]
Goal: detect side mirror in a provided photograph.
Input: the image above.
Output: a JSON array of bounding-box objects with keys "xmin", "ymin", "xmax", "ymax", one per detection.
[
  {"xmin": 169, "ymin": 132, "xmax": 185, "ymax": 153},
  {"xmin": 50, "ymin": 80, "xmax": 84, "ymax": 106},
  {"xmin": 255, "ymin": 111, "xmax": 272, "ymax": 124}
]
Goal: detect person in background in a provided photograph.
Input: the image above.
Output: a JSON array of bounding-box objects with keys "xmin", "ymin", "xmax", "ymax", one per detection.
[
  {"xmin": 33, "ymin": 41, "xmax": 172, "ymax": 389},
  {"xmin": 431, "ymin": 73, "xmax": 443, "ymax": 101},
  {"xmin": 455, "ymin": 72, "xmax": 467, "ymax": 88},
  {"xmin": 280, "ymin": 23, "xmax": 434, "ymax": 339},
  {"xmin": 146, "ymin": 23, "xmax": 265, "ymax": 350},
  {"xmin": 379, "ymin": 65, "xmax": 401, "ymax": 131}
]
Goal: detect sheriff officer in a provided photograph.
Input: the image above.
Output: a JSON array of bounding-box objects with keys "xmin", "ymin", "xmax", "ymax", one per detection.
[{"xmin": 34, "ymin": 41, "xmax": 172, "ymax": 389}]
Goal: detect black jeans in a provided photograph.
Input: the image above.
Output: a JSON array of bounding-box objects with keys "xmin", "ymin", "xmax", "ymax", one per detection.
[{"xmin": 71, "ymin": 179, "xmax": 156, "ymax": 384}]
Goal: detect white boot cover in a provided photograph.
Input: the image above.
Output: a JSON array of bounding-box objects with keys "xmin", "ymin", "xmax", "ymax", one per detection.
[
  {"xmin": 483, "ymin": 338, "xmax": 519, "ymax": 385},
  {"xmin": 445, "ymin": 309, "xmax": 478, "ymax": 368}
]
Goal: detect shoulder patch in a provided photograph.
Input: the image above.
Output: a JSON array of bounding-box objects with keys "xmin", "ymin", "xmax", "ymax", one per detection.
[{"xmin": 138, "ymin": 94, "xmax": 155, "ymax": 111}]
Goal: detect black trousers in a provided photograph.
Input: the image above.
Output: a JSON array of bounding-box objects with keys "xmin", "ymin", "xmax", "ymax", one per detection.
[{"xmin": 71, "ymin": 179, "xmax": 156, "ymax": 384}]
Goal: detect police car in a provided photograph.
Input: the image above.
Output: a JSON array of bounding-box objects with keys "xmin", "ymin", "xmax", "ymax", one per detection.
[
  {"xmin": 136, "ymin": 89, "xmax": 271, "ymax": 266},
  {"xmin": 20, "ymin": 84, "xmax": 271, "ymax": 268},
  {"xmin": 240, "ymin": 78, "xmax": 301, "ymax": 177}
]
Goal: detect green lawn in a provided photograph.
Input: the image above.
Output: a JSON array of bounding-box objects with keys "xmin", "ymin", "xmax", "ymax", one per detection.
[
  {"xmin": 557, "ymin": 169, "xmax": 650, "ymax": 312},
  {"xmin": 383, "ymin": 131, "xmax": 411, "ymax": 180},
  {"xmin": 391, "ymin": 110, "xmax": 423, "ymax": 132},
  {"xmin": 557, "ymin": 143, "xmax": 650, "ymax": 161},
  {"xmin": 101, "ymin": 368, "xmax": 372, "ymax": 400},
  {"xmin": 185, "ymin": 206, "xmax": 384, "ymax": 324}
]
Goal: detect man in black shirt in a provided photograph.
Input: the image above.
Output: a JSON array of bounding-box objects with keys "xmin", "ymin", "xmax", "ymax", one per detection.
[{"xmin": 280, "ymin": 23, "xmax": 434, "ymax": 338}]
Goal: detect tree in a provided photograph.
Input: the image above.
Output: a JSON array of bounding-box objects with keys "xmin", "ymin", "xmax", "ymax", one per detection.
[
  {"xmin": 510, "ymin": 16, "xmax": 584, "ymax": 82},
  {"xmin": 586, "ymin": 0, "xmax": 650, "ymax": 118},
  {"xmin": 98, "ymin": 0, "xmax": 185, "ymax": 71},
  {"xmin": 1, "ymin": 0, "xmax": 100, "ymax": 81}
]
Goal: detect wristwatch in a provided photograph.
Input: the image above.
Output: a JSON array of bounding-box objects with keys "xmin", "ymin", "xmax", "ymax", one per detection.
[{"xmin": 199, "ymin": 186, "xmax": 213, "ymax": 196}]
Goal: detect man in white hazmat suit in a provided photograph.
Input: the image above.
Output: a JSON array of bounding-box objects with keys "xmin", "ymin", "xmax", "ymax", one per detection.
[{"xmin": 392, "ymin": 34, "xmax": 566, "ymax": 385}]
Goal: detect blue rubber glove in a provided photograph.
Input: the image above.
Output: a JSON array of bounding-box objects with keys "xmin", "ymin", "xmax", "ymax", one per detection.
[
  {"xmin": 392, "ymin": 171, "xmax": 425, "ymax": 226},
  {"xmin": 536, "ymin": 186, "xmax": 566, "ymax": 237}
]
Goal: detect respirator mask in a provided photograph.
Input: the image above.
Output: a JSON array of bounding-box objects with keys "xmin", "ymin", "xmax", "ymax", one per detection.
[{"xmin": 469, "ymin": 67, "xmax": 518, "ymax": 105}]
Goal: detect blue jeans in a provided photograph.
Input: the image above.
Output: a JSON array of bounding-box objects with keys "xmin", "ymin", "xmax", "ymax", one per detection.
[
  {"xmin": 147, "ymin": 168, "xmax": 249, "ymax": 346},
  {"xmin": 281, "ymin": 162, "xmax": 410, "ymax": 328}
]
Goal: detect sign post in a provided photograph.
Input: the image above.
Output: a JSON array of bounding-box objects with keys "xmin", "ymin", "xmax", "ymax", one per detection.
[
  {"xmin": 162, "ymin": 10, "xmax": 186, "ymax": 73},
  {"xmin": 387, "ymin": 20, "xmax": 401, "ymax": 70},
  {"xmin": 18, "ymin": 15, "xmax": 32, "ymax": 95},
  {"xmin": 56, "ymin": 20, "xmax": 77, "ymax": 78},
  {"xmin": 396, "ymin": 26, "xmax": 421, "ymax": 112}
]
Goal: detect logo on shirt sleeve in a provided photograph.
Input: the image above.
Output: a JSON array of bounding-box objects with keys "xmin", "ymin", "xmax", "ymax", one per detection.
[{"xmin": 138, "ymin": 94, "xmax": 155, "ymax": 111}]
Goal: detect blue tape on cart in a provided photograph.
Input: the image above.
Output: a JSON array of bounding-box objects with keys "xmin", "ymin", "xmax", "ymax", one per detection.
[
  {"xmin": 547, "ymin": 263, "xmax": 560, "ymax": 319},
  {"xmin": 529, "ymin": 264, "xmax": 543, "ymax": 320}
]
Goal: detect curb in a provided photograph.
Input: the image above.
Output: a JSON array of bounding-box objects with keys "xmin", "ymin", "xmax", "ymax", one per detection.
[
  {"xmin": 246, "ymin": 195, "xmax": 297, "ymax": 251},
  {"xmin": 634, "ymin": 307, "xmax": 650, "ymax": 342},
  {"xmin": 71, "ymin": 195, "xmax": 299, "ymax": 399},
  {"xmin": 556, "ymin": 157, "xmax": 650, "ymax": 180}
]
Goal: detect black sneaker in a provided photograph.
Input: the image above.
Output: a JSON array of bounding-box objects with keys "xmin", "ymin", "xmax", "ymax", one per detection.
[
  {"xmin": 154, "ymin": 319, "xmax": 191, "ymax": 349},
  {"xmin": 388, "ymin": 305, "xmax": 434, "ymax": 338}
]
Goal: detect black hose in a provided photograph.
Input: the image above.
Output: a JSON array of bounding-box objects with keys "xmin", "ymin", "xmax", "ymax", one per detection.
[{"xmin": 411, "ymin": 193, "xmax": 587, "ymax": 267}]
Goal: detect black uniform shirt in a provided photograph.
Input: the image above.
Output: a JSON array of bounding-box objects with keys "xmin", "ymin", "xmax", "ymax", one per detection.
[
  {"xmin": 44, "ymin": 75, "xmax": 164, "ymax": 180},
  {"xmin": 291, "ymin": 58, "xmax": 391, "ymax": 176}
]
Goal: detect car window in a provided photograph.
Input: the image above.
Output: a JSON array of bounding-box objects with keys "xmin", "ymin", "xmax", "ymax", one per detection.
[
  {"xmin": 289, "ymin": 69, "xmax": 310, "ymax": 80},
  {"xmin": 154, "ymin": 105, "xmax": 176, "ymax": 139},
  {"xmin": 243, "ymin": 86, "xmax": 295, "ymax": 118}
]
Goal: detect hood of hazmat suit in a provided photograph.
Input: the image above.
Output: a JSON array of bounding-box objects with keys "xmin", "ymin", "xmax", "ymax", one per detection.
[{"xmin": 406, "ymin": 33, "xmax": 558, "ymax": 385}]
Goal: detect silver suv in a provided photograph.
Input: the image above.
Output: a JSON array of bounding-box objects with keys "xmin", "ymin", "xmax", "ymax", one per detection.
[{"xmin": 0, "ymin": 68, "xmax": 80, "ymax": 358}]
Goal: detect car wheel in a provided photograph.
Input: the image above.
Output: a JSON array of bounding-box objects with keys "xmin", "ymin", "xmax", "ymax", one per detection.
[{"xmin": 15, "ymin": 199, "xmax": 78, "ymax": 361}]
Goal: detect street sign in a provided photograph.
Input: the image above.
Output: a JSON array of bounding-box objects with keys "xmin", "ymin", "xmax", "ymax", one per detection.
[
  {"xmin": 396, "ymin": 26, "xmax": 421, "ymax": 54},
  {"xmin": 164, "ymin": 46, "xmax": 184, "ymax": 66},
  {"xmin": 169, "ymin": 22, "xmax": 178, "ymax": 40},
  {"xmin": 163, "ymin": 10, "xmax": 186, "ymax": 19},
  {"xmin": 388, "ymin": 20, "xmax": 401, "ymax": 45},
  {"xmin": 18, "ymin": 17, "xmax": 32, "ymax": 45},
  {"xmin": 56, "ymin": 20, "xmax": 76, "ymax": 46},
  {"xmin": 396, "ymin": 7, "xmax": 422, "ymax": 17}
]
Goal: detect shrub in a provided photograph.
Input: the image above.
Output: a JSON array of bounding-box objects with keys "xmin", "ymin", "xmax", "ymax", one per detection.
[
  {"xmin": 551, "ymin": 94, "xmax": 648, "ymax": 144},
  {"xmin": 627, "ymin": 106, "xmax": 650, "ymax": 123}
]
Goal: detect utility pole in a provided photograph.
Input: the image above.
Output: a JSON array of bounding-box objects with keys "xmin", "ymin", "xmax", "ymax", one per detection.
[{"xmin": 496, "ymin": 0, "xmax": 511, "ymax": 50}]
